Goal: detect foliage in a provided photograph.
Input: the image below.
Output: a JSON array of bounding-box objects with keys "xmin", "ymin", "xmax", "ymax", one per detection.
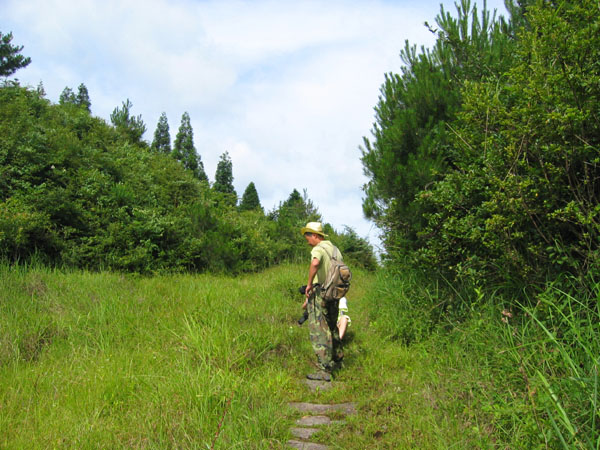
[
  {"xmin": 213, "ymin": 151, "xmax": 237, "ymax": 206},
  {"xmin": 361, "ymin": 0, "xmax": 515, "ymax": 258},
  {"xmin": 362, "ymin": 0, "xmax": 599, "ymax": 293},
  {"xmin": 334, "ymin": 225, "xmax": 378, "ymax": 271},
  {"xmin": 59, "ymin": 86, "xmax": 76, "ymax": 105},
  {"xmin": 0, "ymin": 83, "xmax": 377, "ymax": 273},
  {"xmin": 110, "ymin": 98, "xmax": 147, "ymax": 146},
  {"xmin": 267, "ymin": 189, "xmax": 322, "ymax": 262},
  {"xmin": 150, "ymin": 111, "xmax": 171, "ymax": 154},
  {"xmin": 60, "ymin": 84, "xmax": 92, "ymax": 112},
  {"xmin": 76, "ymin": 83, "xmax": 91, "ymax": 112},
  {"xmin": 0, "ymin": 31, "xmax": 31, "ymax": 77},
  {"xmin": 239, "ymin": 181, "xmax": 262, "ymax": 212},
  {"xmin": 416, "ymin": 0, "xmax": 600, "ymax": 288},
  {"xmin": 172, "ymin": 111, "xmax": 207, "ymax": 181}
]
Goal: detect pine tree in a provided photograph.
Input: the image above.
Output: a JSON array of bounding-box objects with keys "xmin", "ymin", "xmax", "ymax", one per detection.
[
  {"xmin": 76, "ymin": 83, "xmax": 91, "ymax": 112},
  {"xmin": 0, "ymin": 31, "xmax": 31, "ymax": 77},
  {"xmin": 110, "ymin": 99, "xmax": 146, "ymax": 144},
  {"xmin": 360, "ymin": 0, "xmax": 515, "ymax": 255},
  {"xmin": 239, "ymin": 182, "xmax": 262, "ymax": 212},
  {"xmin": 36, "ymin": 81, "xmax": 46, "ymax": 98},
  {"xmin": 151, "ymin": 112, "xmax": 171, "ymax": 155},
  {"xmin": 213, "ymin": 151, "xmax": 237, "ymax": 205},
  {"xmin": 173, "ymin": 112, "xmax": 207, "ymax": 181},
  {"xmin": 59, "ymin": 87, "xmax": 76, "ymax": 105}
]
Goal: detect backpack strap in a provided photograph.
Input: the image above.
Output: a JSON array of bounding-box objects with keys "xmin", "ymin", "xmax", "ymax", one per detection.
[{"xmin": 317, "ymin": 242, "xmax": 340, "ymax": 261}]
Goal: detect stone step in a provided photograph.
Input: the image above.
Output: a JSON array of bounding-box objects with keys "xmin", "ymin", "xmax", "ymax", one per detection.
[
  {"xmin": 287, "ymin": 440, "xmax": 329, "ymax": 450},
  {"xmin": 296, "ymin": 415, "xmax": 334, "ymax": 427},
  {"xmin": 288, "ymin": 402, "xmax": 357, "ymax": 416},
  {"xmin": 291, "ymin": 427, "xmax": 319, "ymax": 439}
]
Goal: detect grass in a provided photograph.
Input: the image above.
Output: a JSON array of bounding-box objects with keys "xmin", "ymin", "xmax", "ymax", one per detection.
[{"xmin": 2, "ymin": 263, "xmax": 597, "ymax": 448}]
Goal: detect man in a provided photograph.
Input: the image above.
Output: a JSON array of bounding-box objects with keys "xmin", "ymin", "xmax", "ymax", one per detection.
[{"xmin": 301, "ymin": 221, "xmax": 344, "ymax": 382}]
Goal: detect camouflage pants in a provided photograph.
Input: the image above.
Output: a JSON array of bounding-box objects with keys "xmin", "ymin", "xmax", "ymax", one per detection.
[{"xmin": 307, "ymin": 293, "xmax": 343, "ymax": 372}]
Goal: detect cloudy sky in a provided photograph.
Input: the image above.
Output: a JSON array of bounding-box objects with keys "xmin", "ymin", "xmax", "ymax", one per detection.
[{"xmin": 3, "ymin": 0, "xmax": 507, "ymax": 252}]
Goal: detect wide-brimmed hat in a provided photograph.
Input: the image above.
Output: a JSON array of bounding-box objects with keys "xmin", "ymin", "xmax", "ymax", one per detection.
[{"xmin": 301, "ymin": 222, "xmax": 328, "ymax": 238}]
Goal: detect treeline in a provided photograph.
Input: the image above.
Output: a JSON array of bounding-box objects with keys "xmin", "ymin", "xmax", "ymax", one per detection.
[{"xmin": 0, "ymin": 79, "xmax": 376, "ymax": 273}]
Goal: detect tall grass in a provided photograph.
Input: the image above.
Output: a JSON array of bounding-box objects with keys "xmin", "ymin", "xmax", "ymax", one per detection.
[
  {"xmin": 363, "ymin": 266, "xmax": 600, "ymax": 448},
  {"xmin": 4, "ymin": 261, "xmax": 597, "ymax": 448},
  {"xmin": 0, "ymin": 263, "xmax": 313, "ymax": 448},
  {"xmin": 500, "ymin": 279, "xmax": 600, "ymax": 449}
]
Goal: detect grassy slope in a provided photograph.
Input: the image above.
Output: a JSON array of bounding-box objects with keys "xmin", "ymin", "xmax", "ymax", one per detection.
[{"xmin": 0, "ymin": 263, "xmax": 540, "ymax": 449}]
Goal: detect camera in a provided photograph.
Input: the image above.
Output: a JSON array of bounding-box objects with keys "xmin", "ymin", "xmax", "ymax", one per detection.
[{"xmin": 297, "ymin": 285, "xmax": 309, "ymax": 325}]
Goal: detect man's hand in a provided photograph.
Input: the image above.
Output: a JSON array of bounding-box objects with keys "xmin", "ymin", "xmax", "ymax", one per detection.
[{"xmin": 305, "ymin": 283, "xmax": 313, "ymax": 298}]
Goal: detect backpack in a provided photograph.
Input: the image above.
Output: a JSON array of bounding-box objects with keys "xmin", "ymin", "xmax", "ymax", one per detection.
[{"xmin": 319, "ymin": 244, "xmax": 352, "ymax": 302}]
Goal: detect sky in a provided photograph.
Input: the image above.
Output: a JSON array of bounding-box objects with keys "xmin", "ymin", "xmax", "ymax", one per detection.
[{"xmin": 2, "ymin": 0, "xmax": 508, "ymax": 253}]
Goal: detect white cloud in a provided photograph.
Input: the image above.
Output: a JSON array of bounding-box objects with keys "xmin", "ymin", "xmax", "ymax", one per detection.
[{"xmin": 3, "ymin": 0, "xmax": 508, "ymax": 250}]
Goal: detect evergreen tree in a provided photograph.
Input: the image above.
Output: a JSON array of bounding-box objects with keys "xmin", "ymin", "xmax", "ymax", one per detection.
[
  {"xmin": 0, "ymin": 31, "xmax": 31, "ymax": 77},
  {"xmin": 173, "ymin": 112, "xmax": 207, "ymax": 181},
  {"xmin": 76, "ymin": 83, "xmax": 91, "ymax": 112},
  {"xmin": 360, "ymin": 0, "xmax": 515, "ymax": 256},
  {"xmin": 59, "ymin": 87, "xmax": 76, "ymax": 105},
  {"xmin": 36, "ymin": 81, "xmax": 46, "ymax": 98},
  {"xmin": 239, "ymin": 182, "xmax": 262, "ymax": 212},
  {"xmin": 213, "ymin": 151, "xmax": 237, "ymax": 205},
  {"xmin": 110, "ymin": 99, "xmax": 146, "ymax": 144},
  {"xmin": 151, "ymin": 112, "xmax": 171, "ymax": 155}
]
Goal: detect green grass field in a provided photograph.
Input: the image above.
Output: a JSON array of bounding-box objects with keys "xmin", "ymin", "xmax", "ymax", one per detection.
[{"xmin": 2, "ymin": 263, "xmax": 597, "ymax": 449}]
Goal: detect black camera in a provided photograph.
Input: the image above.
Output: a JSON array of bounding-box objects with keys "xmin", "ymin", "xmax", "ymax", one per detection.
[{"xmin": 297, "ymin": 285, "xmax": 309, "ymax": 325}]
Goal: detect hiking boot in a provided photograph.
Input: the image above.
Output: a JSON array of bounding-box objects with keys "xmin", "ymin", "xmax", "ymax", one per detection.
[{"xmin": 306, "ymin": 371, "xmax": 331, "ymax": 382}]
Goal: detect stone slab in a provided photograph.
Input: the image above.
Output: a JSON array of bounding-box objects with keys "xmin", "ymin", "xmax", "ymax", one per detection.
[
  {"xmin": 296, "ymin": 415, "xmax": 332, "ymax": 426},
  {"xmin": 288, "ymin": 402, "xmax": 357, "ymax": 416},
  {"xmin": 287, "ymin": 440, "xmax": 329, "ymax": 450},
  {"xmin": 303, "ymin": 379, "xmax": 334, "ymax": 392},
  {"xmin": 291, "ymin": 427, "xmax": 319, "ymax": 439}
]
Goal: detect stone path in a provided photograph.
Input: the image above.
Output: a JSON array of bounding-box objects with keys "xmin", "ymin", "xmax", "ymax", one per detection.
[{"xmin": 286, "ymin": 380, "xmax": 356, "ymax": 449}]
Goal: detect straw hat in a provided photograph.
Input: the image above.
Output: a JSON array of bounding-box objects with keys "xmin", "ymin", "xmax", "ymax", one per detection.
[{"xmin": 300, "ymin": 222, "xmax": 328, "ymax": 238}]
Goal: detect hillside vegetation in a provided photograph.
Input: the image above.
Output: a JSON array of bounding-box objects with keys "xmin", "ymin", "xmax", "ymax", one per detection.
[
  {"xmin": 0, "ymin": 84, "xmax": 375, "ymax": 274},
  {"xmin": 1, "ymin": 0, "xmax": 599, "ymax": 448}
]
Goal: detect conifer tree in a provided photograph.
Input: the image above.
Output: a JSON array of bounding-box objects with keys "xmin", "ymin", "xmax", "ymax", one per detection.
[
  {"xmin": 213, "ymin": 151, "xmax": 237, "ymax": 205},
  {"xmin": 110, "ymin": 99, "xmax": 146, "ymax": 144},
  {"xmin": 36, "ymin": 81, "xmax": 46, "ymax": 98},
  {"xmin": 76, "ymin": 83, "xmax": 91, "ymax": 112},
  {"xmin": 239, "ymin": 182, "xmax": 262, "ymax": 212},
  {"xmin": 0, "ymin": 31, "xmax": 31, "ymax": 77},
  {"xmin": 59, "ymin": 87, "xmax": 76, "ymax": 105},
  {"xmin": 173, "ymin": 112, "xmax": 207, "ymax": 181},
  {"xmin": 151, "ymin": 112, "xmax": 171, "ymax": 155},
  {"xmin": 361, "ymin": 0, "xmax": 515, "ymax": 255}
]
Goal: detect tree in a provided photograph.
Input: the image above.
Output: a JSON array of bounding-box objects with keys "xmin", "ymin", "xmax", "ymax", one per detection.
[
  {"xmin": 239, "ymin": 182, "xmax": 262, "ymax": 212},
  {"xmin": 151, "ymin": 112, "xmax": 171, "ymax": 155},
  {"xmin": 59, "ymin": 87, "xmax": 76, "ymax": 105},
  {"xmin": 0, "ymin": 32, "xmax": 31, "ymax": 77},
  {"xmin": 110, "ymin": 99, "xmax": 146, "ymax": 144},
  {"xmin": 360, "ymin": 0, "xmax": 515, "ymax": 257},
  {"xmin": 76, "ymin": 83, "xmax": 91, "ymax": 112},
  {"xmin": 416, "ymin": 0, "xmax": 600, "ymax": 287},
  {"xmin": 36, "ymin": 81, "xmax": 46, "ymax": 98},
  {"xmin": 173, "ymin": 112, "xmax": 207, "ymax": 181},
  {"xmin": 213, "ymin": 151, "xmax": 237, "ymax": 205}
]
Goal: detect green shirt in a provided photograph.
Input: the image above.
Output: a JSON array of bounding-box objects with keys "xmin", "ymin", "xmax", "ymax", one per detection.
[{"xmin": 310, "ymin": 240, "xmax": 341, "ymax": 284}]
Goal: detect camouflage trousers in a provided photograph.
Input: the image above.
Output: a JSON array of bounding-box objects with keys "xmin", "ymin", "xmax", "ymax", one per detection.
[{"xmin": 307, "ymin": 293, "xmax": 343, "ymax": 372}]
